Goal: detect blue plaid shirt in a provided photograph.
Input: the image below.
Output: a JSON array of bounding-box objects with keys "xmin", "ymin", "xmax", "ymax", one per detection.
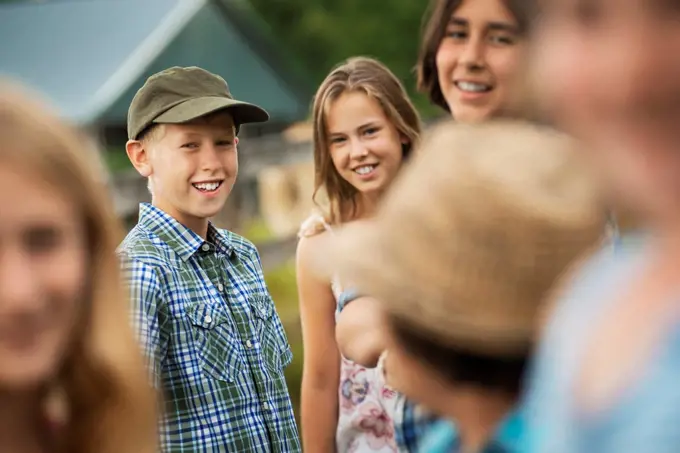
[
  {"xmin": 118, "ymin": 203, "xmax": 300, "ymax": 452},
  {"xmin": 397, "ymin": 400, "xmax": 441, "ymax": 452}
]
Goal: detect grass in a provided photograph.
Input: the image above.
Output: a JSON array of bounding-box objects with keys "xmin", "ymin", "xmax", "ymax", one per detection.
[
  {"xmin": 264, "ymin": 259, "xmax": 303, "ymax": 423},
  {"xmin": 265, "ymin": 260, "xmax": 299, "ymax": 320},
  {"xmin": 240, "ymin": 217, "xmax": 276, "ymax": 244}
]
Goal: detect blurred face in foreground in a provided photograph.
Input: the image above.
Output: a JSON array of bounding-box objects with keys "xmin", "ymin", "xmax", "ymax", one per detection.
[
  {"xmin": 533, "ymin": 0, "xmax": 680, "ymax": 227},
  {"xmin": 0, "ymin": 161, "xmax": 86, "ymax": 389}
]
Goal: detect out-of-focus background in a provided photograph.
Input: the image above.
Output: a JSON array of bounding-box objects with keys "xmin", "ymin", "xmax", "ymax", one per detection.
[{"xmin": 0, "ymin": 0, "xmax": 439, "ymax": 420}]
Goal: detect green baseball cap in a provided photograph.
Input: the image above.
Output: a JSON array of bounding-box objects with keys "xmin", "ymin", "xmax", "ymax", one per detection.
[{"xmin": 127, "ymin": 66, "xmax": 269, "ymax": 140}]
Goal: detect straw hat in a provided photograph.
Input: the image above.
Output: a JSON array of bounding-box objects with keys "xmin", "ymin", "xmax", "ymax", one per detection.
[{"xmin": 319, "ymin": 120, "xmax": 606, "ymax": 358}]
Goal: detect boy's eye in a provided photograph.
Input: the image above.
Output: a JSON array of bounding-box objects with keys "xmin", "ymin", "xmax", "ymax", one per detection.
[
  {"xmin": 181, "ymin": 142, "xmax": 199, "ymax": 149},
  {"xmin": 216, "ymin": 140, "xmax": 234, "ymax": 147}
]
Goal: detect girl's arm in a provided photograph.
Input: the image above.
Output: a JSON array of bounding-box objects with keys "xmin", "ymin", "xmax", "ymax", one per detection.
[
  {"xmin": 296, "ymin": 234, "xmax": 341, "ymax": 452},
  {"xmin": 335, "ymin": 294, "xmax": 386, "ymax": 368}
]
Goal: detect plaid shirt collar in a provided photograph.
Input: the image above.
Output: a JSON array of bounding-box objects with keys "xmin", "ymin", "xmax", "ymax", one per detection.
[{"xmin": 137, "ymin": 203, "xmax": 234, "ymax": 261}]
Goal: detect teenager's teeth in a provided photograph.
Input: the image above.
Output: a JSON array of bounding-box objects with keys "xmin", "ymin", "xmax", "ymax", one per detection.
[
  {"xmin": 456, "ymin": 81, "xmax": 491, "ymax": 93},
  {"xmin": 355, "ymin": 165, "xmax": 375, "ymax": 175},
  {"xmin": 193, "ymin": 182, "xmax": 220, "ymax": 191}
]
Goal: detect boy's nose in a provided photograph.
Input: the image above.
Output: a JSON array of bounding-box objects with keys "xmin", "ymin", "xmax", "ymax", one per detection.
[{"xmin": 200, "ymin": 144, "xmax": 222, "ymax": 171}]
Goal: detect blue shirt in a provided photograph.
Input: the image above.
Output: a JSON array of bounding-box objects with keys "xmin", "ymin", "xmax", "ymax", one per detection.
[
  {"xmin": 419, "ymin": 410, "xmax": 524, "ymax": 453},
  {"xmin": 397, "ymin": 400, "xmax": 441, "ymax": 452},
  {"xmin": 522, "ymin": 234, "xmax": 680, "ymax": 453}
]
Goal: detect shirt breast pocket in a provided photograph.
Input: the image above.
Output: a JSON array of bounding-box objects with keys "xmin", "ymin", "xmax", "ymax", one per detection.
[
  {"xmin": 187, "ymin": 303, "xmax": 243, "ymax": 383},
  {"xmin": 250, "ymin": 294, "xmax": 293, "ymax": 374}
]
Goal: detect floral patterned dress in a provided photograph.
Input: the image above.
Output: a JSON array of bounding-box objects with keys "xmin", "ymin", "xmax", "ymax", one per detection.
[
  {"xmin": 300, "ymin": 215, "xmax": 401, "ymax": 453},
  {"xmin": 334, "ymin": 282, "xmax": 401, "ymax": 453}
]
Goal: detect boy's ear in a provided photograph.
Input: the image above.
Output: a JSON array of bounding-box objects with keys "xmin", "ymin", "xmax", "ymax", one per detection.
[{"xmin": 125, "ymin": 140, "xmax": 153, "ymax": 178}]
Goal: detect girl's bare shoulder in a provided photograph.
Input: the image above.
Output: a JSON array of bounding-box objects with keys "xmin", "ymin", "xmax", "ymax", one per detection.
[{"xmin": 298, "ymin": 213, "xmax": 333, "ymax": 239}]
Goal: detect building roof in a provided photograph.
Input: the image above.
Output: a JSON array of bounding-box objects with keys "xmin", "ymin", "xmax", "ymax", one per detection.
[{"xmin": 0, "ymin": 0, "xmax": 311, "ymax": 126}]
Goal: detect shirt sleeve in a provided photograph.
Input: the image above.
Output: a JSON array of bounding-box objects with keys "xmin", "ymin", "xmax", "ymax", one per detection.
[{"xmin": 119, "ymin": 252, "xmax": 166, "ymax": 389}]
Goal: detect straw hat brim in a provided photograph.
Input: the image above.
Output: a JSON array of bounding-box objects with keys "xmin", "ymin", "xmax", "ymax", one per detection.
[{"xmin": 312, "ymin": 120, "xmax": 606, "ymax": 358}]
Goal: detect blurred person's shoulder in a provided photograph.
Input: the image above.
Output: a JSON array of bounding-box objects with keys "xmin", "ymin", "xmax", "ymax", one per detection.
[
  {"xmin": 558, "ymin": 233, "xmax": 648, "ymax": 303},
  {"xmin": 542, "ymin": 233, "xmax": 650, "ymax": 341}
]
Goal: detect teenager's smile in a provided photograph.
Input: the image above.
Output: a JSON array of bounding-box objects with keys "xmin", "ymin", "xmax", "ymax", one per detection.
[
  {"xmin": 454, "ymin": 79, "xmax": 495, "ymax": 103},
  {"xmin": 352, "ymin": 163, "xmax": 380, "ymax": 180}
]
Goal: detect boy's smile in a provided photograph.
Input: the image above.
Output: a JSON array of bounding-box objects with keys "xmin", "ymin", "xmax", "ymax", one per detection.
[{"xmin": 192, "ymin": 179, "xmax": 224, "ymax": 194}]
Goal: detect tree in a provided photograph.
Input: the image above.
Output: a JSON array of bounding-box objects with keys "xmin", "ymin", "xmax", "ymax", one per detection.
[{"xmin": 248, "ymin": 0, "xmax": 439, "ymax": 117}]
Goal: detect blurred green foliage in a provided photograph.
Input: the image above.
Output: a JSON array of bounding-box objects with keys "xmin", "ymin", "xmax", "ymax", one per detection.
[
  {"xmin": 240, "ymin": 217, "xmax": 276, "ymax": 245},
  {"xmin": 104, "ymin": 148, "xmax": 133, "ymax": 173},
  {"xmin": 248, "ymin": 0, "xmax": 440, "ymax": 118},
  {"xmin": 264, "ymin": 260, "xmax": 303, "ymax": 421}
]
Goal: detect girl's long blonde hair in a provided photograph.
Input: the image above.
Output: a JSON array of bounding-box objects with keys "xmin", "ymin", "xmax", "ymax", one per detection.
[
  {"xmin": 0, "ymin": 82, "xmax": 157, "ymax": 453},
  {"xmin": 311, "ymin": 57, "xmax": 422, "ymax": 227}
]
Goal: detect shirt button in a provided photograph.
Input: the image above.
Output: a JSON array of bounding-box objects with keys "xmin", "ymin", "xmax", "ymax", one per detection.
[
  {"xmin": 263, "ymin": 402, "xmax": 270, "ymax": 411},
  {"xmin": 201, "ymin": 244, "xmax": 210, "ymax": 252},
  {"xmin": 204, "ymin": 315, "xmax": 212, "ymax": 324},
  {"xmin": 217, "ymin": 283, "xmax": 224, "ymax": 292},
  {"xmin": 245, "ymin": 340, "xmax": 253, "ymax": 349}
]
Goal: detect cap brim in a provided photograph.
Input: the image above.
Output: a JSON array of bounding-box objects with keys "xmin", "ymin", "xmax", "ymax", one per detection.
[{"xmin": 153, "ymin": 96, "xmax": 269, "ymax": 126}]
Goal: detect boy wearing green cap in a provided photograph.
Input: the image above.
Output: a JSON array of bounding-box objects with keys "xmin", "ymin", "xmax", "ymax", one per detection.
[{"xmin": 118, "ymin": 67, "xmax": 301, "ymax": 452}]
